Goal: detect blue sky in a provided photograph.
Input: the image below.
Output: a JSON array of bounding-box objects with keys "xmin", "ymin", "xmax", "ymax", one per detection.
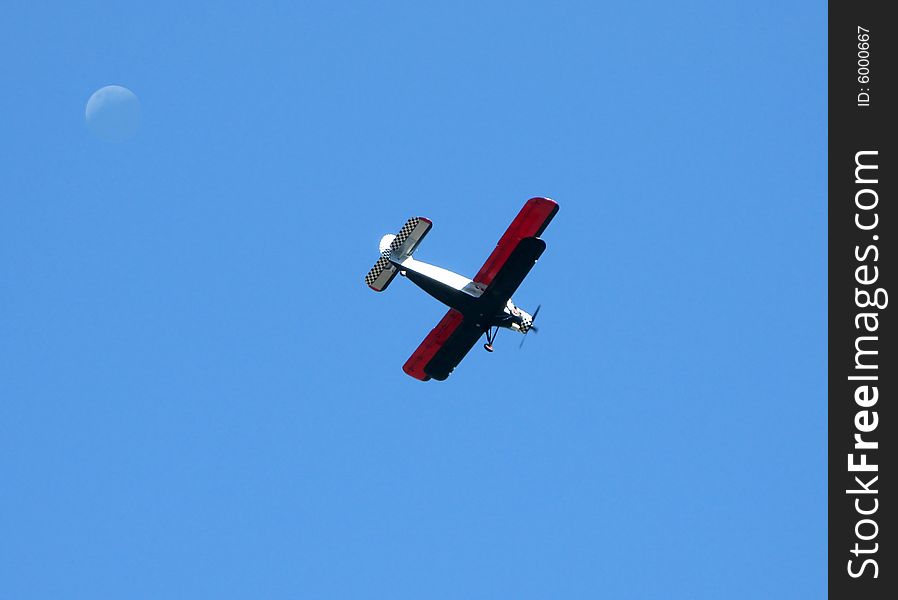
[{"xmin": 2, "ymin": 2, "xmax": 826, "ymax": 598}]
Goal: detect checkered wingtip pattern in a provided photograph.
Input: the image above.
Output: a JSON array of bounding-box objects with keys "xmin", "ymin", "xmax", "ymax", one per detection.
[
  {"xmin": 365, "ymin": 250, "xmax": 393, "ymax": 286},
  {"xmin": 365, "ymin": 216, "xmax": 428, "ymax": 290},
  {"xmin": 390, "ymin": 217, "xmax": 421, "ymax": 252}
]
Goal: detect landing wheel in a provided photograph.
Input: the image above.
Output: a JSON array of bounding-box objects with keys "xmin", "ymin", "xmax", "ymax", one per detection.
[{"xmin": 483, "ymin": 325, "xmax": 499, "ymax": 352}]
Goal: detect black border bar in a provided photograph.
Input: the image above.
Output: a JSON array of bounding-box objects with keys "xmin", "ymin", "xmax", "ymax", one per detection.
[{"xmin": 829, "ymin": 2, "xmax": 895, "ymax": 597}]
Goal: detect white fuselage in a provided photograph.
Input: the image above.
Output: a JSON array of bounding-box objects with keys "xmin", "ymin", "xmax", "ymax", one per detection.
[
  {"xmin": 394, "ymin": 256, "xmax": 533, "ymax": 333},
  {"xmin": 396, "ymin": 256, "xmax": 485, "ymax": 298}
]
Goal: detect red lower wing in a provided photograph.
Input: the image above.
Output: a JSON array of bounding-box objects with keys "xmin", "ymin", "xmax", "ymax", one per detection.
[{"xmin": 402, "ymin": 309, "xmax": 465, "ymax": 381}]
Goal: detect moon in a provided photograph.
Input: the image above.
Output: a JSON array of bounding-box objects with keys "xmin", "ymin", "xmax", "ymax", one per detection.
[{"xmin": 85, "ymin": 85, "xmax": 141, "ymax": 142}]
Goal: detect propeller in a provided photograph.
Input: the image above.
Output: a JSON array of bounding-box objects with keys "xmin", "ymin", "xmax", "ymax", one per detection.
[{"xmin": 519, "ymin": 304, "xmax": 541, "ymax": 349}]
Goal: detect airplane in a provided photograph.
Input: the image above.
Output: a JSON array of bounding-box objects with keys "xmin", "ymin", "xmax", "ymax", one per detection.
[{"xmin": 364, "ymin": 197, "xmax": 559, "ymax": 381}]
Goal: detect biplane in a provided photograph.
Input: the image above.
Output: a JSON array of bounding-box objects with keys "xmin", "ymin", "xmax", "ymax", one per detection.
[{"xmin": 364, "ymin": 197, "xmax": 559, "ymax": 381}]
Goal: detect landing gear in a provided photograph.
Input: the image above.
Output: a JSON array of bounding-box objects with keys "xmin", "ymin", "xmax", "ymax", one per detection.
[{"xmin": 483, "ymin": 324, "xmax": 500, "ymax": 352}]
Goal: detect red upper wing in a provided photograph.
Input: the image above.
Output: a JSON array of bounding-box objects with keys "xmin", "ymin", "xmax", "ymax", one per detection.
[{"xmin": 473, "ymin": 197, "xmax": 559, "ymax": 286}]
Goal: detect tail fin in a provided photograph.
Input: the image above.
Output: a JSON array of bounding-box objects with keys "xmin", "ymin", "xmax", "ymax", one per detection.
[{"xmin": 364, "ymin": 217, "xmax": 432, "ymax": 292}]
